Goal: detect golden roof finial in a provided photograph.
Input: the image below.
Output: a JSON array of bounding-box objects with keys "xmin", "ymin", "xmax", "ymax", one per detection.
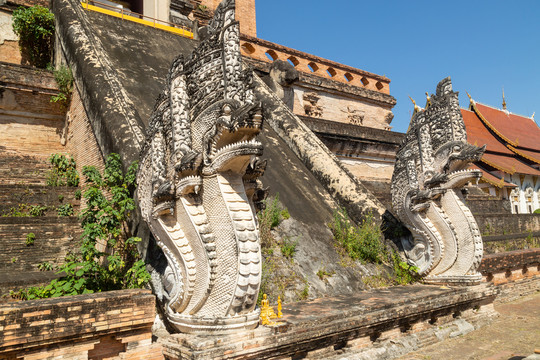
[
  {"xmin": 531, "ymin": 112, "xmax": 535, "ymax": 121},
  {"xmin": 425, "ymin": 92, "xmax": 431, "ymax": 109},
  {"xmin": 408, "ymin": 96, "xmax": 421, "ymax": 114},
  {"xmin": 502, "ymin": 87, "xmax": 507, "ymax": 110},
  {"xmin": 465, "ymin": 91, "xmax": 474, "ymax": 110}
]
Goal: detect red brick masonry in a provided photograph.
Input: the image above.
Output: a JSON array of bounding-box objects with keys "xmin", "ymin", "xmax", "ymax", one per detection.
[{"xmin": 0, "ymin": 289, "xmax": 163, "ymax": 360}]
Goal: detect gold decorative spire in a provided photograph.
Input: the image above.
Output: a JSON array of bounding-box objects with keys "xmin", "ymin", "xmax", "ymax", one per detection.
[
  {"xmin": 465, "ymin": 91, "xmax": 474, "ymax": 110},
  {"xmin": 425, "ymin": 92, "xmax": 431, "ymax": 109},
  {"xmin": 502, "ymin": 88, "xmax": 507, "ymax": 110},
  {"xmin": 409, "ymin": 96, "xmax": 421, "ymax": 114}
]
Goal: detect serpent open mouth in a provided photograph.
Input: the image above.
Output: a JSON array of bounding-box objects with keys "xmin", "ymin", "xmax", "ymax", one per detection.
[{"xmin": 208, "ymin": 123, "xmax": 263, "ymax": 172}]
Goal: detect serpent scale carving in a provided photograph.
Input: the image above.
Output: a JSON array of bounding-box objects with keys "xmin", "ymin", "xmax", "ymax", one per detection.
[{"xmin": 137, "ymin": 0, "xmax": 266, "ymax": 333}]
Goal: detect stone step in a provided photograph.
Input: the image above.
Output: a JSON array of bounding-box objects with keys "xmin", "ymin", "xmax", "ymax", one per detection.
[
  {"xmin": 0, "ymin": 184, "xmax": 81, "ymax": 216},
  {"xmin": 0, "ymin": 153, "xmax": 51, "ymax": 186},
  {"xmin": 0, "ymin": 270, "xmax": 63, "ymax": 298},
  {"xmin": 0, "ymin": 217, "xmax": 81, "ymax": 272}
]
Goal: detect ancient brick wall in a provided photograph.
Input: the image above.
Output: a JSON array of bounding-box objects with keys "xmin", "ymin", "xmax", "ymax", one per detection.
[
  {"xmin": 65, "ymin": 87, "xmax": 105, "ymax": 179},
  {"xmin": 479, "ymin": 249, "xmax": 540, "ymax": 301},
  {"xmin": 0, "ymin": 10, "xmax": 21, "ymax": 64},
  {"xmin": 0, "ymin": 62, "xmax": 82, "ymax": 296},
  {"xmin": 198, "ymin": 0, "xmax": 256, "ymax": 36},
  {"xmin": 475, "ymin": 213, "xmax": 540, "ymax": 235},
  {"xmin": 0, "ymin": 62, "xmax": 65, "ymax": 157},
  {"xmin": 0, "ymin": 289, "xmax": 164, "ymax": 359}
]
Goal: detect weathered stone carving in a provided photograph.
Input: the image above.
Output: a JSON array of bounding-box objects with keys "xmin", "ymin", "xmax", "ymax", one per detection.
[
  {"xmin": 137, "ymin": 0, "xmax": 266, "ymax": 333},
  {"xmin": 391, "ymin": 77, "xmax": 486, "ymax": 285},
  {"xmin": 303, "ymin": 92, "xmax": 323, "ymax": 118},
  {"xmin": 341, "ymin": 106, "xmax": 364, "ymax": 125}
]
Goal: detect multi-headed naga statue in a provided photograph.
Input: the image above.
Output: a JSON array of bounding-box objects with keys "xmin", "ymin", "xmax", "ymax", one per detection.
[
  {"xmin": 137, "ymin": 0, "xmax": 266, "ymax": 333},
  {"xmin": 391, "ymin": 77, "xmax": 486, "ymax": 285}
]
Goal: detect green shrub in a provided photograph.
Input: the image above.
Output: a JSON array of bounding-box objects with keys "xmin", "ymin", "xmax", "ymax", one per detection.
[
  {"xmin": 281, "ymin": 238, "xmax": 297, "ymax": 260},
  {"xmin": 14, "ymin": 154, "xmax": 150, "ymax": 300},
  {"xmin": 534, "ymin": 208, "xmax": 540, "ymax": 214},
  {"xmin": 12, "ymin": 6, "xmax": 54, "ymax": 68},
  {"xmin": 26, "ymin": 232, "xmax": 36, "ymax": 246},
  {"xmin": 329, "ymin": 208, "xmax": 386, "ymax": 263},
  {"xmin": 47, "ymin": 154, "xmax": 79, "ymax": 187},
  {"xmin": 391, "ymin": 251, "xmax": 419, "ymax": 285},
  {"xmin": 58, "ymin": 194, "xmax": 64, "ymax": 202},
  {"xmin": 57, "ymin": 203, "xmax": 74, "ymax": 216},
  {"xmin": 297, "ymin": 279, "xmax": 309, "ymax": 301},
  {"xmin": 74, "ymin": 189, "xmax": 82, "ymax": 200},
  {"xmin": 257, "ymin": 194, "xmax": 290, "ymax": 250}
]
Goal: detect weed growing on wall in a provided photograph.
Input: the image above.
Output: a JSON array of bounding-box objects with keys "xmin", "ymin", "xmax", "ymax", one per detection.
[
  {"xmin": 50, "ymin": 65, "xmax": 73, "ymax": 109},
  {"xmin": 47, "ymin": 154, "xmax": 79, "ymax": 187},
  {"xmin": 57, "ymin": 203, "xmax": 74, "ymax": 216},
  {"xmin": 29, "ymin": 205, "xmax": 47, "ymax": 216},
  {"xmin": 316, "ymin": 265, "xmax": 334, "ymax": 281},
  {"xmin": 37, "ymin": 262, "xmax": 53, "ymax": 271},
  {"xmin": 257, "ymin": 193, "xmax": 289, "ymax": 249},
  {"xmin": 12, "ymin": 6, "xmax": 54, "ymax": 68},
  {"xmin": 13, "ymin": 154, "xmax": 150, "ymax": 300},
  {"xmin": 26, "ymin": 232, "xmax": 35, "ymax": 246},
  {"xmin": 280, "ymin": 237, "xmax": 297, "ymax": 260}
]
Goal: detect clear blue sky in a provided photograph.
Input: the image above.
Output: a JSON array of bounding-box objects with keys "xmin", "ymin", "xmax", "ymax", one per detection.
[{"xmin": 255, "ymin": 0, "xmax": 540, "ymax": 133}]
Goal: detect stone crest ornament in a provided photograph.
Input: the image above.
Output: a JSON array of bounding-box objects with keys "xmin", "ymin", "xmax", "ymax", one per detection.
[
  {"xmin": 391, "ymin": 77, "xmax": 486, "ymax": 285},
  {"xmin": 137, "ymin": 0, "xmax": 266, "ymax": 333}
]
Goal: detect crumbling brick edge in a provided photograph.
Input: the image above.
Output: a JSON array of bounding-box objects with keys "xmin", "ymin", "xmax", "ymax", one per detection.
[{"xmin": 0, "ymin": 289, "xmax": 163, "ymax": 359}]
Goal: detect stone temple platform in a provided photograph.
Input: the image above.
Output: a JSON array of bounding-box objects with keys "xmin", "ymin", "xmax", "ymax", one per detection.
[{"xmin": 159, "ymin": 284, "xmax": 498, "ymax": 359}]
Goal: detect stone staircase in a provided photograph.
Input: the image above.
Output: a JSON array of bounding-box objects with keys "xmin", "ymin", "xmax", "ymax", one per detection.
[
  {"xmin": 0, "ymin": 62, "xmax": 81, "ymax": 297},
  {"xmin": 0, "ymin": 154, "xmax": 82, "ymax": 297}
]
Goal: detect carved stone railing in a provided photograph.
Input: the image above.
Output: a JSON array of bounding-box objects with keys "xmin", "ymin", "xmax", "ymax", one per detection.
[{"xmin": 239, "ymin": 34, "xmax": 390, "ymax": 94}]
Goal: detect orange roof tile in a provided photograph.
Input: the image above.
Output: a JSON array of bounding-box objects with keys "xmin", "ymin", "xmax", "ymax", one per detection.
[
  {"xmin": 461, "ymin": 108, "xmax": 513, "ymax": 155},
  {"xmin": 473, "ymin": 103, "xmax": 540, "ymax": 151},
  {"xmin": 507, "ymin": 146, "xmax": 540, "ymax": 165},
  {"xmin": 481, "ymin": 153, "xmax": 540, "ymax": 176}
]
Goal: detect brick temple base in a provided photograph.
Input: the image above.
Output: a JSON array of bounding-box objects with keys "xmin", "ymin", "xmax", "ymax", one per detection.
[
  {"xmin": 0, "ymin": 289, "xmax": 163, "ymax": 360},
  {"xmin": 159, "ymin": 284, "xmax": 498, "ymax": 360}
]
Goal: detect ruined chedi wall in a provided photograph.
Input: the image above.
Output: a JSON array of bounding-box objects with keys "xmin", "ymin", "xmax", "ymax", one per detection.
[{"xmin": 240, "ymin": 35, "xmax": 395, "ymax": 131}]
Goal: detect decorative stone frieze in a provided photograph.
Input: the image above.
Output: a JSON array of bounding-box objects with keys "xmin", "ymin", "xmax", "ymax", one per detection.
[
  {"xmin": 391, "ymin": 77, "xmax": 486, "ymax": 285},
  {"xmin": 137, "ymin": 0, "xmax": 265, "ymax": 334}
]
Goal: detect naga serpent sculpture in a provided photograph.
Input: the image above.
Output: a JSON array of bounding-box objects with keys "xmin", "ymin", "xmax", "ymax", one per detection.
[
  {"xmin": 137, "ymin": 0, "xmax": 266, "ymax": 333},
  {"xmin": 391, "ymin": 77, "xmax": 486, "ymax": 285}
]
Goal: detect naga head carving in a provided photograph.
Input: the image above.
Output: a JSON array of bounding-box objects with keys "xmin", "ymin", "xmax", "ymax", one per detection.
[
  {"xmin": 391, "ymin": 77, "xmax": 485, "ymax": 285},
  {"xmin": 137, "ymin": 0, "xmax": 266, "ymax": 333}
]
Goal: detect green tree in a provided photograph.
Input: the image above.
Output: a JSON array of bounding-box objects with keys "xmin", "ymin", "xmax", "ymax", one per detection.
[
  {"xmin": 14, "ymin": 154, "xmax": 150, "ymax": 299},
  {"xmin": 12, "ymin": 5, "xmax": 55, "ymax": 68}
]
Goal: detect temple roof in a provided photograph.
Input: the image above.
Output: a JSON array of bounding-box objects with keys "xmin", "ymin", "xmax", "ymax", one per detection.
[
  {"xmin": 461, "ymin": 98, "xmax": 540, "ymax": 187},
  {"xmin": 481, "ymin": 153, "xmax": 540, "ymax": 176},
  {"xmin": 471, "ymin": 102, "xmax": 540, "ymax": 151},
  {"xmin": 462, "ymin": 108, "xmax": 513, "ymax": 155}
]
